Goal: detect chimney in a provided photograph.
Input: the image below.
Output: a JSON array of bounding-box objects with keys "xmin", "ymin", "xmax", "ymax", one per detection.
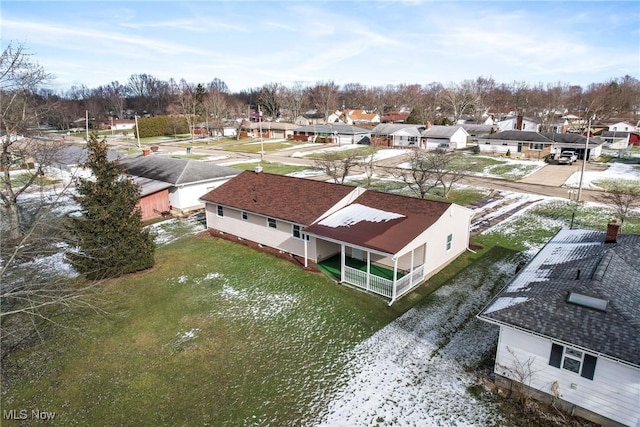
[
  {"xmin": 605, "ymin": 220, "xmax": 620, "ymax": 243},
  {"xmin": 516, "ymin": 115, "xmax": 523, "ymax": 130},
  {"xmin": 255, "ymin": 164, "xmax": 263, "ymax": 173}
]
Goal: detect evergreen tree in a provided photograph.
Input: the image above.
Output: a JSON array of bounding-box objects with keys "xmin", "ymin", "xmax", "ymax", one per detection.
[{"xmin": 67, "ymin": 134, "xmax": 155, "ymax": 279}]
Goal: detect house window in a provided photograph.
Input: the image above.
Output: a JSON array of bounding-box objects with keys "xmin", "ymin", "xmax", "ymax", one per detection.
[
  {"xmin": 292, "ymin": 224, "xmax": 309, "ymax": 240},
  {"xmin": 528, "ymin": 143, "xmax": 544, "ymax": 150},
  {"xmin": 446, "ymin": 234, "xmax": 453, "ymax": 251},
  {"xmin": 217, "ymin": 205, "xmax": 224, "ymax": 217},
  {"xmin": 267, "ymin": 218, "xmax": 277, "ymax": 229},
  {"xmin": 549, "ymin": 343, "xmax": 597, "ymax": 380},
  {"xmin": 241, "ymin": 211, "xmax": 248, "ymax": 221}
]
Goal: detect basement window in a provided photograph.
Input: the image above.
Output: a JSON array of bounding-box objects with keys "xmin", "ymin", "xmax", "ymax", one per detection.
[{"xmin": 267, "ymin": 218, "xmax": 277, "ymax": 229}]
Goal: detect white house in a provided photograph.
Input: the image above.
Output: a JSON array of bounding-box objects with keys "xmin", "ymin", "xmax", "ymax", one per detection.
[
  {"xmin": 478, "ymin": 226, "xmax": 640, "ymax": 427},
  {"xmin": 420, "ymin": 125, "xmax": 470, "ymax": 150},
  {"xmin": 118, "ymin": 155, "xmax": 240, "ymax": 213},
  {"xmin": 371, "ymin": 123, "xmax": 425, "ymax": 148},
  {"xmin": 496, "ymin": 116, "xmax": 540, "ymax": 132},
  {"xmin": 608, "ymin": 121, "xmax": 638, "ymax": 133},
  {"xmin": 200, "ymin": 171, "xmax": 474, "ymax": 304},
  {"xmin": 477, "ymin": 131, "xmax": 603, "ymax": 160}
]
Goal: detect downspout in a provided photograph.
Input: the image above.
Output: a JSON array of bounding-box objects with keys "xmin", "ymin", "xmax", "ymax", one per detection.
[{"xmin": 389, "ymin": 256, "xmax": 398, "ymax": 306}]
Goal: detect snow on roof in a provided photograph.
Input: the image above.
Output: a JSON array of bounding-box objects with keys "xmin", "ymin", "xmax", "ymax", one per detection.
[
  {"xmin": 317, "ymin": 203, "xmax": 405, "ymax": 228},
  {"xmin": 483, "ymin": 297, "xmax": 529, "ymax": 314}
]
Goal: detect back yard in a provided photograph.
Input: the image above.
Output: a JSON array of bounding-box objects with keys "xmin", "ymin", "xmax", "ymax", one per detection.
[{"xmin": 2, "ymin": 181, "xmax": 638, "ymax": 425}]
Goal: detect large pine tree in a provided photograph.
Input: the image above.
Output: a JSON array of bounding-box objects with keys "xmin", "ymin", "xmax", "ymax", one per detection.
[{"xmin": 67, "ymin": 134, "xmax": 155, "ymax": 279}]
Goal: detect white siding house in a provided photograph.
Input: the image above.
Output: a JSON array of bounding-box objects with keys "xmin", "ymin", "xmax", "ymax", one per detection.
[
  {"xmin": 118, "ymin": 155, "xmax": 240, "ymax": 213},
  {"xmin": 479, "ymin": 227, "xmax": 640, "ymax": 427},
  {"xmin": 420, "ymin": 125, "xmax": 470, "ymax": 150},
  {"xmin": 200, "ymin": 171, "xmax": 473, "ymax": 304}
]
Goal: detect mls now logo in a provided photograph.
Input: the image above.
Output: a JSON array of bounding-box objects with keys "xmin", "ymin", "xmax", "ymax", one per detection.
[{"xmin": 3, "ymin": 409, "xmax": 56, "ymax": 420}]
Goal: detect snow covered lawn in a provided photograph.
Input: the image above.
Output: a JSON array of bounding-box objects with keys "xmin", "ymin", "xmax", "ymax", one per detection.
[
  {"xmin": 565, "ymin": 161, "xmax": 640, "ymax": 188},
  {"xmin": 315, "ymin": 249, "xmax": 519, "ymax": 426}
]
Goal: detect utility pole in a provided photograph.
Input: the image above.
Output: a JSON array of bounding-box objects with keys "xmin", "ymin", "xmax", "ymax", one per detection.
[
  {"xmin": 258, "ymin": 105, "xmax": 264, "ymax": 163},
  {"xmin": 576, "ymin": 117, "xmax": 591, "ymax": 202}
]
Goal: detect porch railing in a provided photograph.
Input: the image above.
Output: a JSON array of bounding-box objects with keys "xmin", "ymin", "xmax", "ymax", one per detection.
[
  {"xmin": 395, "ymin": 265, "xmax": 425, "ymax": 298},
  {"xmin": 344, "ymin": 266, "xmax": 393, "ymax": 298},
  {"xmin": 344, "ymin": 265, "xmax": 425, "ymax": 300}
]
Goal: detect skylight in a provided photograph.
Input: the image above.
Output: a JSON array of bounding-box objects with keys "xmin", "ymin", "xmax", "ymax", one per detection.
[{"xmin": 566, "ymin": 292, "xmax": 609, "ymax": 312}]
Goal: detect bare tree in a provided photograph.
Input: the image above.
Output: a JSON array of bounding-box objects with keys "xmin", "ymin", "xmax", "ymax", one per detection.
[
  {"xmin": 314, "ymin": 150, "xmax": 361, "ymax": 184},
  {"xmin": 202, "ymin": 84, "xmax": 229, "ymax": 138},
  {"xmin": 392, "ymin": 149, "xmax": 439, "ymax": 199},
  {"xmin": 257, "ymin": 82, "xmax": 280, "ymax": 117},
  {"xmin": 278, "ymin": 82, "xmax": 307, "ymax": 121},
  {"xmin": 359, "ymin": 146, "xmax": 379, "ymax": 188},
  {"xmin": 594, "ymin": 179, "xmax": 640, "ymax": 226},
  {"xmin": 1, "ymin": 42, "xmax": 56, "ymax": 241},
  {"xmin": 169, "ymin": 79, "xmax": 205, "ymax": 142},
  {"xmin": 440, "ymin": 80, "xmax": 479, "ymax": 123},
  {"xmin": 308, "ymin": 81, "xmax": 339, "ymax": 122}
]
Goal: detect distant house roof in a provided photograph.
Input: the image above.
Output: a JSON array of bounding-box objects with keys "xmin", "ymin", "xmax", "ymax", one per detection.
[
  {"xmin": 199, "ymin": 170, "xmax": 356, "ymax": 225},
  {"xmin": 483, "ymin": 131, "xmax": 601, "ymax": 147},
  {"xmin": 600, "ymin": 131, "xmax": 630, "ymax": 138},
  {"xmin": 371, "ymin": 123, "xmax": 424, "ymax": 137},
  {"xmin": 421, "ymin": 125, "xmax": 468, "ymax": 139},
  {"xmin": 118, "ymin": 155, "xmax": 239, "ymax": 185},
  {"xmin": 479, "ymin": 228, "xmax": 640, "ymax": 366},
  {"xmin": 130, "ymin": 176, "xmax": 172, "ymax": 197},
  {"xmin": 304, "ymin": 190, "xmax": 452, "ymax": 255},
  {"xmin": 51, "ymin": 144, "xmax": 122, "ymax": 166},
  {"xmin": 293, "ymin": 124, "xmax": 371, "ymax": 135}
]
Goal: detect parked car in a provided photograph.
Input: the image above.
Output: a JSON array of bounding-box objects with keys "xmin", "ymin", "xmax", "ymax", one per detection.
[
  {"xmin": 557, "ymin": 150, "xmax": 577, "ymax": 165},
  {"xmin": 435, "ymin": 142, "xmax": 454, "ymax": 152}
]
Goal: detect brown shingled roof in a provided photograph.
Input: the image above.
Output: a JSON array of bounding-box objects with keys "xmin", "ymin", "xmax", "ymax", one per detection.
[
  {"xmin": 199, "ymin": 170, "xmax": 356, "ymax": 225},
  {"xmin": 304, "ymin": 190, "xmax": 452, "ymax": 254}
]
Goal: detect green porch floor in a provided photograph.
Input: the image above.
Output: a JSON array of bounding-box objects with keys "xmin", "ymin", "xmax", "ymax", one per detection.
[{"xmin": 317, "ymin": 254, "xmax": 405, "ymax": 282}]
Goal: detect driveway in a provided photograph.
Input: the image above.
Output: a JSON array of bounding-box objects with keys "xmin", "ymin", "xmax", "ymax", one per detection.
[{"xmin": 519, "ymin": 161, "xmax": 608, "ymax": 186}]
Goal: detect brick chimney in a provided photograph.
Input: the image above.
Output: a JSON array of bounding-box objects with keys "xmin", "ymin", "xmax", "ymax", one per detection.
[
  {"xmin": 516, "ymin": 115, "xmax": 523, "ymax": 130},
  {"xmin": 605, "ymin": 220, "xmax": 620, "ymax": 243}
]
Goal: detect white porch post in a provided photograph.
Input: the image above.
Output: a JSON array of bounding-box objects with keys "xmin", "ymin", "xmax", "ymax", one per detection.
[
  {"xmin": 410, "ymin": 249, "xmax": 415, "ymax": 287},
  {"xmin": 392, "ymin": 256, "xmax": 398, "ymax": 301},
  {"xmin": 423, "ymin": 243, "xmax": 427, "ymax": 279},
  {"xmin": 304, "ymin": 238, "xmax": 308, "ymax": 268},
  {"xmin": 366, "ymin": 250, "xmax": 371, "ymax": 291},
  {"xmin": 340, "ymin": 243, "xmax": 345, "ymax": 282}
]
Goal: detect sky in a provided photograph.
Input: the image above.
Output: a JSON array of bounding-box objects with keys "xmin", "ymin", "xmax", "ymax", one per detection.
[{"xmin": 2, "ymin": 1, "xmax": 639, "ymax": 93}]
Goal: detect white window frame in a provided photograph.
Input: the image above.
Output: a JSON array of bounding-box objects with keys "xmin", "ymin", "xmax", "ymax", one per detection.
[
  {"xmin": 561, "ymin": 347, "xmax": 584, "ymax": 374},
  {"xmin": 292, "ymin": 224, "xmax": 309, "ymax": 241},
  {"xmin": 446, "ymin": 234, "xmax": 453, "ymax": 251},
  {"xmin": 267, "ymin": 218, "xmax": 277, "ymax": 229},
  {"xmin": 241, "ymin": 211, "xmax": 248, "ymax": 221},
  {"xmin": 217, "ymin": 205, "xmax": 224, "ymax": 217},
  {"xmin": 528, "ymin": 143, "xmax": 544, "ymax": 151}
]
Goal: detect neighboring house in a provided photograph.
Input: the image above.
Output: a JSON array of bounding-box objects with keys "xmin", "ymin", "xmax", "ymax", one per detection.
[
  {"xmin": 608, "ymin": 121, "xmax": 637, "ymax": 133},
  {"xmin": 118, "ymin": 155, "xmax": 240, "ymax": 215},
  {"xmin": 244, "ymin": 122, "xmax": 298, "ymax": 140},
  {"xmin": 477, "ymin": 131, "xmax": 603, "ymax": 160},
  {"xmin": 110, "ymin": 119, "xmax": 136, "ymax": 131},
  {"xmin": 47, "ymin": 144, "xmax": 123, "ymax": 182},
  {"xmin": 478, "ymin": 226, "xmax": 640, "ymax": 427},
  {"xmin": 381, "ymin": 111, "xmax": 411, "ymax": 123},
  {"xmin": 290, "ymin": 124, "xmax": 371, "ymax": 144},
  {"xmin": 347, "ymin": 109, "xmax": 381, "ymax": 125},
  {"xmin": 496, "ymin": 115, "xmax": 541, "ymax": 132},
  {"xmin": 294, "ymin": 112, "xmax": 326, "ymax": 126},
  {"xmin": 200, "ymin": 171, "xmax": 473, "ymax": 304},
  {"xmin": 461, "ymin": 124, "xmax": 498, "ymax": 138},
  {"xmin": 599, "ymin": 131, "xmax": 631, "ymax": 150},
  {"xmin": 420, "ymin": 125, "xmax": 470, "ymax": 150},
  {"xmin": 370, "ymin": 123, "xmax": 425, "ymax": 148}
]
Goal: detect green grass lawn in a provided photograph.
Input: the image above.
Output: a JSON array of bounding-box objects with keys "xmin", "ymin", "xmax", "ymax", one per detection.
[
  {"xmin": 2, "ymin": 236, "xmax": 402, "ymax": 426},
  {"xmin": 222, "ymin": 140, "xmax": 305, "ymax": 153},
  {"xmin": 229, "ymin": 162, "xmax": 313, "ymax": 175}
]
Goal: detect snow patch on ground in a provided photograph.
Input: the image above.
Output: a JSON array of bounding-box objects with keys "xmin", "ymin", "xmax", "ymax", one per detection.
[
  {"xmin": 565, "ymin": 162, "xmax": 640, "ymax": 188},
  {"xmin": 291, "ymin": 144, "xmax": 365, "ymax": 158},
  {"xmin": 315, "ymin": 254, "xmax": 516, "ymax": 426}
]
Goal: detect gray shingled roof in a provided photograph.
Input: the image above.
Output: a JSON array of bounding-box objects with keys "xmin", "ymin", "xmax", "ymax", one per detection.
[
  {"xmin": 118, "ymin": 155, "xmax": 239, "ymax": 185},
  {"xmin": 479, "ymin": 228, "xmax": 640, "ymax": 366},
  {"xmin": 293, "ymin": 124, "xmax": 370, "ymax": 135},
  {"xmin": 421, "ymin": 125, "xmax": 467, "ymax": 138}
]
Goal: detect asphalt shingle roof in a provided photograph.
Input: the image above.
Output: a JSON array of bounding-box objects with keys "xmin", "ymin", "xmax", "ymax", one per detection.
[
  {"xmin": 304, "ymin": 190, "xmax": 452, "ymax": 254},
  {"xmin": 199, "ymin": 171, "xmax": 356, "ymax": 225},
  {"xmin": 118, "ymin": 155, "xmax": 239, "ymax": 185},
  {"xmin": 479, "ymin": 228, "xmax": 640, "ymax": 366}
]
